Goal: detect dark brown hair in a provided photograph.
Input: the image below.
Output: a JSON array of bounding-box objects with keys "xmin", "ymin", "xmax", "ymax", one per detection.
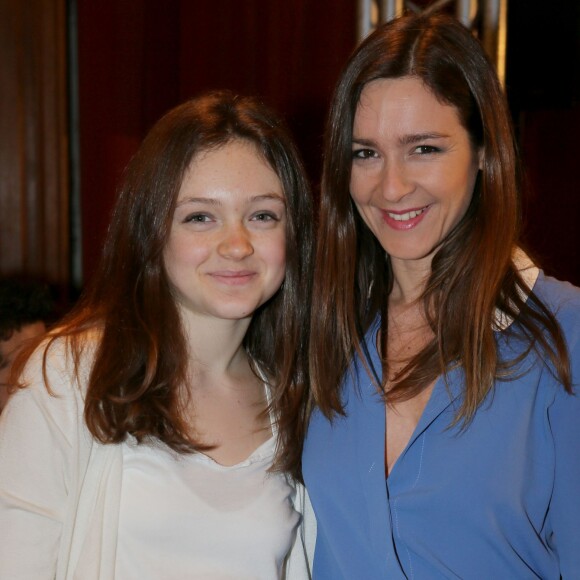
[
  {"xmin": 20, "ymin": 91, "xmax": 312, "ymax": 477},
  {"xmin": 310, "ymin": 12, "xmax": 570, "ymax": 421}
]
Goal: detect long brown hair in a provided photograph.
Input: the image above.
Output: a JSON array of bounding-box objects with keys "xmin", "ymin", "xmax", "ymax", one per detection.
[
  {"xmin": 19, "ymin": 91, "xmax": 312, "ymax": 477},
  {"xmin": 310, "ymin": 12, "xmax": 570, "ymax": 422}
]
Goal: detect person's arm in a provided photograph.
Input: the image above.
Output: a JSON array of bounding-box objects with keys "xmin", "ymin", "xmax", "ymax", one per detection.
[
  {"xmin": 0, "ymin": 342, "xmax": 79, "ymax": 579},
  {"xmin": 547, "ymin": 311, "xmax": 580, "ymax": 578},
  {"xmin": 548, "ymin": 379, "xmax": 580, "ymax": 578}
]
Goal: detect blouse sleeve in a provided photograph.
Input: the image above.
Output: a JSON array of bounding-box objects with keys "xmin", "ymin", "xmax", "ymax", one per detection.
[
  {"xmin": 549, "ymin": 386, "xmax": 580, "ymax": 576},
  {"xmin": 547, "ymin": 312, "xmax": 580, "ymax": 577},
  {"xmin": 0, "ymin": 341, "xmax": 81, "ymax": 579}
]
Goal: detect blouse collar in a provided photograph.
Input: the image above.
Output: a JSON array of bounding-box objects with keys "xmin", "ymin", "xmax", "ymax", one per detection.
[{"xmin": 493, "ymin": 247, "xmax": 539, "ymax": 331}]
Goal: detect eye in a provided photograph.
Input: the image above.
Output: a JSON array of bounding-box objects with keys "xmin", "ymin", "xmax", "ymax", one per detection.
[
  {"xmin": 412, "ymin": 145, "xmax": 441, "ymax": 155},
  {"xmin": 352, "ymin": 148, "xmax": 378, "ymax": 160},
  {"xmin": 251, "ymin": 211, "xmax": 280, "ymax": 222},
  {"xmin": 183, "ymin": 212, "xmax": 214, "ymax": 224}
]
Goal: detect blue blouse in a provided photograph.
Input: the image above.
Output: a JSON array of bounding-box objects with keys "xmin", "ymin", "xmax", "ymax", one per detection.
[{"xmin": 303, "ymin": 273, "xmax": 580, "ymax": 579}]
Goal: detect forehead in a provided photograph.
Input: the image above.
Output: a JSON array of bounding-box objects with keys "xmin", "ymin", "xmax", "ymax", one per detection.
[
  {"xmin": 354, "ymin": 76, "xmax": 465, "ymax": 136},
  {"xmin": 179, "ymin": 139, "xmax": 284, "ymax": 199}
]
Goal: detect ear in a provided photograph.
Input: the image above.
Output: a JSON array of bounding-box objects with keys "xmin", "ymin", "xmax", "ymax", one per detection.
[{"xmin": 477, "ymin": 147, "xmax": 484, "ymax": 170}]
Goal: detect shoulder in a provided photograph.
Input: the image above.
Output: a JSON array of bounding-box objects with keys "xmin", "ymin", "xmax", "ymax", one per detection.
[
  {"xmin": 527, "ymin": 273, "xmax": 580, "ymax": 401},
  {"xmin": 19, "ymin": 329, "xmax": 101, "ymax": 401},
  {"xmin": 532, "ymin": 272, "xmax": 580, "ymax": 308},
  {"xmin": 513, "ymin": 250, "xmax": 580, "ymax": 320},
  {"xmin": 0, "ymin": 332, "xmax": 100, "ymax": 459},
  {"xmin": 532, "ymin": 272, "xmax": 580, "ymax": 338}
]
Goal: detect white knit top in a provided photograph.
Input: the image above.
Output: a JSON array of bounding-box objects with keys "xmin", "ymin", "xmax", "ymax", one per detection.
[{"xmin": 115, "ymin": 432, "xmax": 300, "ymax": 579}]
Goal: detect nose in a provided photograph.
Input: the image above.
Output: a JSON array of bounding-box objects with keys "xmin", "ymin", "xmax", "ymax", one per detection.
[
  {"xmin": 379, "ymin": 159, "xmax": 414, "ymax": 202},
  {"xmin": 217, "ymin": 224, "xmax": 254, "ymax": 260}
]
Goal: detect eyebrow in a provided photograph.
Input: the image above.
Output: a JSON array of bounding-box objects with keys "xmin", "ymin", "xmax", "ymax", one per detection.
[
  {"xmin": 400, "ymin": 132, "xmax": 450, "ymax": 144},
  {"xmin": 352, "ymin": 132, "xmax": 451, "ymax": 147},
  {"xmin": 176, "ymin": 193, "xmax": 286, "ymax": 207}
]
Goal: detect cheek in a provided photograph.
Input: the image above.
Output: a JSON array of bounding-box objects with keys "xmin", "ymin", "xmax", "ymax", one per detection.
[
  {"xmin": 351, "ymin": 199, "xmax": 376, "ymax": 235},
  {"xmin": 274, "ymin": 236, "xmax": 287, "ymax": 270},
  {"xmin": 430, "ymin": 161, "xmax": 477, "ymax": 210},
  {"xmin": 452, "ymin": 166, "xmax": 479, "ymax": 212},
  {"xmin": 163, "ymin": 234, "xmax": 208, "ymax": 276},
  {"xmin": 349, "ymin": 171, "xmax": 370, "ymax": 205},
  {"xmin": 265, "ymin": 232, "xmax": 287, "ymax": 279},
  {"xmin": 350, "ymin": 171, "xmax": 380, "ymax": 229}
]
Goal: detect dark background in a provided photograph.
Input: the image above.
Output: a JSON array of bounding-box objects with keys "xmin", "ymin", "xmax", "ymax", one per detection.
[
  {"xmin": 75, "ymin": 0, "xmax": 580, "ymax": 286},
  {"xmin": 506, "ymin": 0, "xmax": 580, "ymax": 284}
]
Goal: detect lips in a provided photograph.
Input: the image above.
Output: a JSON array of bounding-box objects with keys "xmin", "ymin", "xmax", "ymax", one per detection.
[
  {"xmin": 380, "ymin": 205, "xmax": 430, "ymax": 230},
  {"xmin": 386, "ymin": 207, "xmax": 427, "ymax": 221},
  {"xmin": 208, "ymin": 270, "xmax": 257, "ymax": 285}
]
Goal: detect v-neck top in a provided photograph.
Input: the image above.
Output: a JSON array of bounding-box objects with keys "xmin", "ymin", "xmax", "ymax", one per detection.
[
  {"xmin": 0, "ymin": 340, "xmax": 313, "ymax": 579},
  {"xmin": 115, "ymin": 382, "xmax": 300, "ymax": 579},
  {"xmin": 303, "ymin": 272, "xmax": 580, "ymax": 578}
]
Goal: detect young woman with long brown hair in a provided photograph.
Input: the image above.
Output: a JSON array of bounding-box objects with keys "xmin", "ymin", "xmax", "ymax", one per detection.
[
  {"xmin": 303, "ymin": 12, "xmax": 580, "ymax": 578},
  {"xmin": 0, "ymin": 91, "xmax": 314, "ymax": 579}
]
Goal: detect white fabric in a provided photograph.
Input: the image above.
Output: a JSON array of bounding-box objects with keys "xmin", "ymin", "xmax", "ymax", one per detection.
[
  {"xmin": 0, "ymin": 336, "xmax": 315, "ymax": 579},
  {"xmin": 493, "ymin": 247, "xmax": 540, "ymax": 330},
  {"xmin": 115, "ymin": 435, "xmax": 299, "ymax": 579}
]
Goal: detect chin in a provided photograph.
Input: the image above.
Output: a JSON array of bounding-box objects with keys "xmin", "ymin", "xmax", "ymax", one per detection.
[
  {"xmin": 212, "ymin": 302, "xmax": 264, "ymax": 321},
  {"xmin": 382, "ymin": 238, "xmax": 442, "ymax": 262}
]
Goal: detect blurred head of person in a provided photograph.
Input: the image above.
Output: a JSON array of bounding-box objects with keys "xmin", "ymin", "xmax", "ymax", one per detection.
[{"xmin": 0, "ymin": 277, "xmax": 54, "ymax": 409}]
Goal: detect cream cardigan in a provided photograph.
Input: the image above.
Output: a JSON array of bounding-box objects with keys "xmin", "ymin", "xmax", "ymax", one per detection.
[{"xmin": 0, "ymin": 338, "xmax": 315, "ymax": 579}]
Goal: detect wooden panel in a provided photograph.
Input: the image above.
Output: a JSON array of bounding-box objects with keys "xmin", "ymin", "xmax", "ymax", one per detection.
[{"xmin": 0, "ymin": 0, "xmax": 69, "ymax": 288}]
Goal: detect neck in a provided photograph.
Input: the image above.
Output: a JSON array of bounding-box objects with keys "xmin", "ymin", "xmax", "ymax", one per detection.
[
  {"xmin": 179, "ymin": 308, "xmax": 253, "ymax": 379},
  {"xmin": 389, "ymin": 256, "xmax": 432, "ymax": 307}
]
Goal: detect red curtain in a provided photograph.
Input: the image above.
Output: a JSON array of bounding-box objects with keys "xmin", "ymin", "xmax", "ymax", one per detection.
[{"xmin": 77, "ymin": 0, "xmax": 356, "ymax": 282}]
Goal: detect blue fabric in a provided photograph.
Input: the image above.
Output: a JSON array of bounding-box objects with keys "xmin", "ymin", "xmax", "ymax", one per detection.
[{"xmin": 303, "ymin": 273, "xmax": 580, "ymax": 579}]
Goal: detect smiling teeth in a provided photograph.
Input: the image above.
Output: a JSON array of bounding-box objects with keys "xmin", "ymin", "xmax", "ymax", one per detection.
[{"xmin": 388, "ymin": 208, "xmax": 426, "ymax": 221}]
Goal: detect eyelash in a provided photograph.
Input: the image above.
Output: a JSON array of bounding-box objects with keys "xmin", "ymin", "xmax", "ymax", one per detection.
[
  {"xmin": 252, "ymin": 211, "xmax": 279, "ymax": 222},
  {"xmin": 352, "ymin": 148, "xmax": 377, "ymax": 160},
  {"xmin": 413, "ymin": 145, "xmax": 441, "ymax": 155},
  {"xmin": 182, "ymin": 211, "xmax": 280, "ymax": 225},
  {"xmin": 184, "ymin": 213, "xmax": 213, "ymax": 224},
  {"xmin": 352, "ymin": 145, "xmax": 442, "ymax": 159}
]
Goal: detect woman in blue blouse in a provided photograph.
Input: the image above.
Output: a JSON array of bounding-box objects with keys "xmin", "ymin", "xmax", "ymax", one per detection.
[{"xmin": 304, "ymin": 12, "xmax": 580, "ymax": 579}]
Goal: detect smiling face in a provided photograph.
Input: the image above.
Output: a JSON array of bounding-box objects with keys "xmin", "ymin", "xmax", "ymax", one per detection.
[
  {"xmin": 163, "ymin": 139, "xmax": 287, "ymax": 325},
  {"xmin": 350, "ymin": 76, "xmax": 481, "ymax": 271}
]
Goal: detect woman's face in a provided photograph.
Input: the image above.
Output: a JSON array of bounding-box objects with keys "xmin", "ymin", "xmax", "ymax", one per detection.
[
  {"xmin": 350, "ymin": 76, "xmax": 481, "ymax": 271},
  {"xmin": 163, "ymin": 139, "xmax": 287, "ymax": 325}
]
